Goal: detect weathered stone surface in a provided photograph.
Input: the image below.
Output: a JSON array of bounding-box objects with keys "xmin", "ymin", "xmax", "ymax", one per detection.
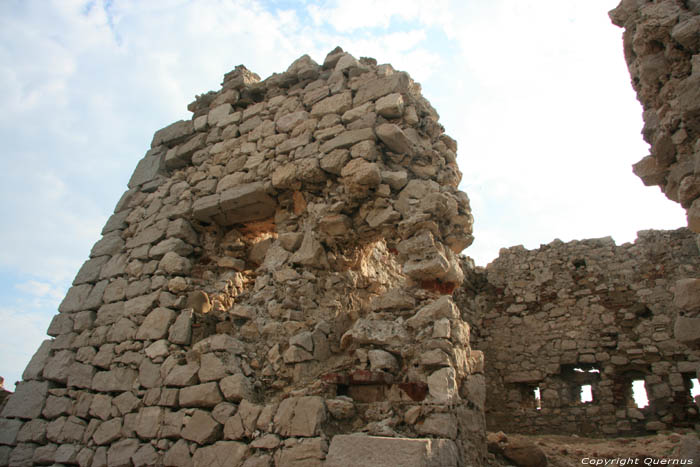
[
  {"xmin": 179, "ymin": 382, "xmax": 223, "ymax": 408},
  {"xmin": 220, "ymin": 374, "xmax": 253, "ymax": 402},
  {"xmin": 92, "ymin": 367, "xmax": 137, "ymax": 392},
  {"xmin": 169, "ymin": 310, "xmax": 193, "ymax": 345},
  {"xmin": 274, "ymin": 396, "xmax": 326, "ymax": 437},
  {"xmin": 163, "ymin": 439, "xmax": 193, "ymax": 467},
  {"xmin": 107, "ymin": 438, "xmax": 140, "ymax": 467},
  {"xmin": 217, "ymin": 182, "xmax": 276, "ymax": 225},
  {"xmin": 181, "ymin": 410, "xmax": 221, "ymax": 445},
  {"xmin": 22, "ymin": 339, "xmax": 52, "ymax": 381},
  {"xmin": 407, "ymin": 296, "xmax": 460, "ymax": 329},
  {"xmin": 0, "ymin": 417, "xmax": 23, "ymax": 445},
  {"xmin": 320, "ymin": 128, "xmax": 375, "ymax": 153},
  {"xmin": 192, "ymin": 441, "xmax": 247, "ymax": 467},
  {"xmin": 136, "ymin": 307, "xmax": 177, "ymax": 340},
  {"xmin": 1, "ymin": 381, "xmax": 48, "ymax": 419},
  {"xmin": 326, "ymin": 435, "xmax": 458, "ymax": 467},
  {"xmin": 674, "ymin": 278, "xmax": 700, "ymax": 312},
  {"xmin": 341, "ymin": 319, "xmax": 409, "ymax": 349}
]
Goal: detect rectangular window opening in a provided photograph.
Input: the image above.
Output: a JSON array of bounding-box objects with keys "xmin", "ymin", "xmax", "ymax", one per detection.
[
  {"xmin": 580, "ymin": 384, "xmax": 593, "ymax": 403},
  {"xmin": 632, "ymin": 379, "xmax": 649, "ymax": 408},
  {"xmin": 534, "ymin": 386, "xmax": 542, "ymax": 410}
]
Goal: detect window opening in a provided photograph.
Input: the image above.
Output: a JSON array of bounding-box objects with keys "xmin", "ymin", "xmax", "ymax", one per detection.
[
  {"xmin": 574, "ymin": 367, "xmax": 600, "ymax": 374},
  {"xmin": 534, "ymin": 386, "xmax": 542, "ymax": 410},
  {"xmin": 690, "ymin": 378, "xmax": 700, "ymax": 400},
  {"xmin": 632, "ymin": 379, "xmax": 649, "ymax": 408},
  {"xmin": 580, "ymin": 384, "xmax": 593, "ymax": 403}
]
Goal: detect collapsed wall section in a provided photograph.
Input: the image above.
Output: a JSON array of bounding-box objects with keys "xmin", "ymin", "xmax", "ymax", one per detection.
[
  {"xmin": 0, "ymin": 48, "xmax": 485, "ymax": 467},
  {"xmin": 610, "ymin": 0, "xmax": 700, "ymax": 233},
  {"xmin": 458, "ymin": 228, "xmax": 700, "ymax": 437}
]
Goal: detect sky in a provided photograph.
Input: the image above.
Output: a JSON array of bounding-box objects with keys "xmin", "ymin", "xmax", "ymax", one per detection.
[{"xmin": 0, "ymin": 0, "xmax": 687, "ymax": 391}]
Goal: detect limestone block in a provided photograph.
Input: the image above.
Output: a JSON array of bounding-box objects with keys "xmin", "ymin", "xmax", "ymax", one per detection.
[
  {"xmin": 354, "ymin": 72, "xmax": 411, "ymax": 106},
  {"xmin": 340, "ymin": 158, "xmax": 381, "ymax": 187},
  {"xmin": 145, "ymin": 339, "xmax": 169, "ymax": 359},
  {"xmin": 89, "ymin": 394, "xmax": 113, "ymax": 421},
  {"xmin": 22, "ymin": 339, "xmax": 52, "ymax": 380},
  {"xmin": 275, "ymin": 437, "xmax": 327, "ymax": 467},
  {"xmin": 182, "ymin": 410, "xmax": 221, "ymax": 445},
  {"xmin": 325, "ymin": 435, "xmax": 458, "ymax": 467},
  {"xmin": 136, "ymin": 307, "xmax": 176, "ymax": 340},
  {"xmin": 149, "ymin": 238, "xmax": 194, "ymax": 259},
  {"xmin": 59, "ymin": 283, "xmax": 93, "ymax": 312},
  {"xmin": 1, "ymin": 381, "xmax": 48, "ymax": 419},
  {"xmin": 193, "ymin": 334, "xmax": 245, "ymax": 354},
  {"xmin": 107, "ymin": 317, "xmax": 137, "ymax": 342},
  {"xmin": 92, "ymin": 418, "xmax": 122, "ymax": 445},
  {"xmin": 135, "ymin": 406, "xmax": 163, "ymax": 439},
  {"xmin": 163, "ymin": 439, "xmax": 193, "ymax": 467},
  {"xmin": 417, "ymin": 412, "xmax": 458, "ymax": 439},
  {"xmin": 376, "ymin": 93, "xmax": 404, "ymax": 118},
  {"xmin": 368, "ymin": 349, "xmax": 399, "ymax": 372},
  {"xmin": 273, "ymin": 396, "xmax": 326, "ymax": 437},
  {"xmin": 73, "ymin": 255, "xmax": 110, "ymax": 285},
  {"xmin": 216, "ymin": 182, "xmax": 276, "ymax": 225},
  {"xmin": 159, "ymin": 252, "xmax": 192, "ymax": 275},
  {"xmin": 91, "ymin": 232, "xmax": 125, "ymax": 258},
  {"xmin": 132, "ymin": 443, "xmax": 159, "ymax": 467},
  {"xmin": 67, "ymin": 362, "xmax": 96, "ymax": 389},
  {"xmin": 220, "ymin": 374, "xmax": 254, "ymax": 402},
  {"xmin": 290, "ymin": 231, "xmax": 326, "ymax": 268},
  {"xmin": 128, "ymin": 147, "xmax": 166, "ymax": 189},
  {"xmin": 428, "ymin": 367, "xmax": 459, "ymax": 403},
  {"xmin": 92, "ymin": 367, "xmax": 137, "ymax": 392},
  {"xmin": 276, "ymin": 110, "xmax": 308, "ymax": 133},
  {"xmin": 0, "ymin": 418, "xmax": 23, "ymax": 445},
  {"xmin": 32, "ymin": 444, "xmax": 57, "ymax": 465},
  {"xmin": 674, "ymin": 278, "xmax": 700, "ymax": 312},
  {"xmin": 107, "ymin": 438, "xmax": 140, "ymax": 467},
  {"xmin": 320, "ymin": 128, "xmax": 375, "ymax": 153},
  {"xmin": 406, "ymin": 296, "xmax": 460, "ymax": 329},
  {"xmin": 179, "ymin": 383, "xmax": 223, "ymax": 408},
  {"xmin": 376, "ymin": 123, "xmax": 415, "ymax": 155},
  {"xmin": 276, "ymin": 131, "xmax": 311, "ymax": 155},
  {"xmin": 113, "ymin": 391, "xmax": 140, "ymax": 416},
  {"xmin": 341, "ymin": 319, "xmax": 409, "ymax": 349},
  {"xmin": 310, "ymin": 92, "xmax": 352, "ymax": 117},
  {"xmin": 169, "ymin": 310, "xmax": 193, "ymax": 345},
  {"xmin": 675, "ymin": 315, "xmax": 700, "ymax": 346},
  {"xmin": 164, "ymin": 362, "xmax": 200, "ymax": 387},
  {"xmin": 139, "ymin": 359, "xmax": 162, "ymax": 388},
  {"xmin": 192, "ymin": 441, "xmax": 247, "ymax": 467},
  {"xmin": 47, "ymin": 313, "xmax": 73, "ymax": 337},
  {"xmin": 152, "ymin": 120, "xmax": 194, "ymax": 147}
]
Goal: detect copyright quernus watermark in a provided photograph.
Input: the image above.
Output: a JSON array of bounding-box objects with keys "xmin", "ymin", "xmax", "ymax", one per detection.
[{"xmin": 581, "ymin": 458, "xmax": 693, "ymax": 466}]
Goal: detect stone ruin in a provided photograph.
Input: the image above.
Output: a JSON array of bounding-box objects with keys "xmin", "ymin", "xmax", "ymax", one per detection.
[
  {"xmin": 1, "ymin": 1, "xmax": 700, "ymax": 466},
  {"xmin": 0, "ymin": 47, "xmax": 483, "ymax": 467}
]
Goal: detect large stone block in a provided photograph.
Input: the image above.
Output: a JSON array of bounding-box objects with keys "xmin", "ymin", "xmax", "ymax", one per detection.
[
  {"xmin": 136, "ymin": 307, "xmax": 177, "ymax": 340},
  {"xmin": 192, "ymin": 441, "xmax": 247, "ymax": 467},
  {"xmin": 325, "ymin": 435, "xmax": 458, "ymax": 467},
  {"xmin": 1, "ymin": 381, "xmax": 49, "ymax": 419},
  {"xmin": 273, "ymin": 396, "xmax": 325, "ymax": 437},
  {"xmin": 215, "ymin": 182, "xmax": 276, "ymax": 225}
]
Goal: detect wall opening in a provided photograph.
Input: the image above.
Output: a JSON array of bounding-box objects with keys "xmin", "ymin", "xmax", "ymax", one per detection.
[
  {"xmin": 631, "ymin": 379, "xmax": 649, "ymax": 408},
  {"xmin": 690, "ymin": 378, "xmax": 700, "ymax": 400},
  {"xmin": 534, "ymin": 386, "xmax": 542, "ymax": 410},
  {"xmin": 580, "ymin": 384, "xmax": 593, "ymax": 403}
]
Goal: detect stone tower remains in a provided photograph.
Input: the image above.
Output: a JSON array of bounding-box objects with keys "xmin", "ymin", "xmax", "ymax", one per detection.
[{"xmin": 0, "ymin": 48, "xmax": 486, "ymax": 466}]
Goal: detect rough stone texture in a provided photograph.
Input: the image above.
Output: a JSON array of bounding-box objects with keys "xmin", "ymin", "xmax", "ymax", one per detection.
[
  {"xmin": 458, "ymin": 228, "xmax": 700, "ymax": 436},
  {"xmin": 610, "ymin": 1, "xmax": 700, "ymax": 234},
  {"xmin": 6, "ymin": 48, "xmax": 483, "ymax": 466},
  {"xmin": 326, "ymin": 435, "xmax": 459, "ymax": 467}
]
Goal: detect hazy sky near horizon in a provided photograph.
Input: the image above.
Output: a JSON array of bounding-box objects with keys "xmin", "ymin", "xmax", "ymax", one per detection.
[{"xmin": 0, "ymin": 0, "xmax": 686, "ymax": 390}]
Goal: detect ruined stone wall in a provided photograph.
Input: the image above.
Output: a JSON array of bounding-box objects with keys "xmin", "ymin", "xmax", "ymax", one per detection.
[
  {"xmin": 610, "ymin": 0, "xmax": 700, "ymax": 233},
  {"xmin": 457, "ymin": 228, "xmax": 700, "ymax": 437},
  {"xmin": 0, "ymin": 48, "xmax": 486, "ymax": 467}
]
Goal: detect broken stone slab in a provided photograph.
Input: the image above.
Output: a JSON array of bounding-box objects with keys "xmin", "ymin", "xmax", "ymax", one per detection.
[
  {"xmin": 674, "ymin": 278, "xmax": 700, "ymax": 312},
  {"xmin": 375, "ymin": 93, "xmax": 405, "ymax": 118},
  {"xmin": 220, "ymin": 374, "xmax": 254, "ymax": 402},
  {"xmin": 325, "ymin": 435, "xmax": 458, "ymax": 467},
  {"xmin": 22, "ymin": 339, "xmax": 52, "ymax": 381}
]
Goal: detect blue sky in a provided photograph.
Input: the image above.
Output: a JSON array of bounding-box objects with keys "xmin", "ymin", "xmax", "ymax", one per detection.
[{"xmin": 0, "ymin": 0, "xmax": 686, "ymax": 390}]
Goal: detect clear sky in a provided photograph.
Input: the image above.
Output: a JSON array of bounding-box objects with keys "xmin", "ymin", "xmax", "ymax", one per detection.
[{"xmin": 0, "ymin": 0, "xmax": 686, "ymax": 391}]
